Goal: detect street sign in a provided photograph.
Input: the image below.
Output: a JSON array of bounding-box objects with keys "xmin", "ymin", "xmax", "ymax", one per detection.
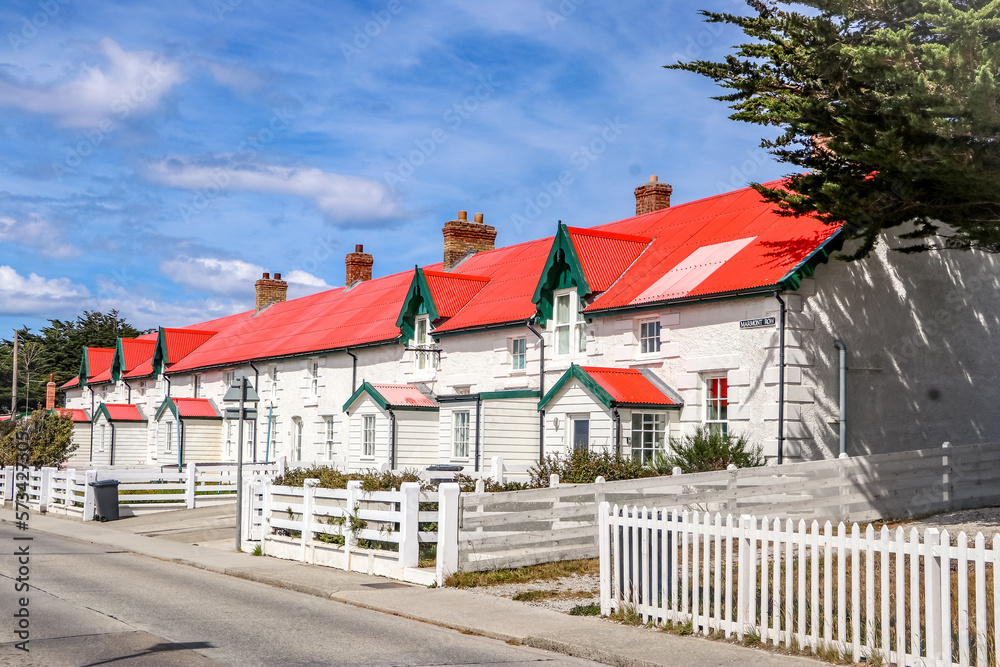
[
  {"xmin": 223, "ymin": 371, "xmax": 260, "ymax": 402},
  {"xmin": 739, "ymin": 317, "xmax": 776, "ymax": 330},
  {"xmin": 224, "ymin": 407, "xmax": 258, "ymax": 420}
]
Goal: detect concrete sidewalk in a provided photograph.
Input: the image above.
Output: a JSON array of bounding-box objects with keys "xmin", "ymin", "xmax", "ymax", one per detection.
[{"xmin": 1, "ymin": 508, "xmax": 822, "ymax": 667}]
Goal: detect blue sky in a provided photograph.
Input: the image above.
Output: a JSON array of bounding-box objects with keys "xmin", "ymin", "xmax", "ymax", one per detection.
[{"xmin": 0, "ymin": 0, "xmax": 788, "ymax": 335}]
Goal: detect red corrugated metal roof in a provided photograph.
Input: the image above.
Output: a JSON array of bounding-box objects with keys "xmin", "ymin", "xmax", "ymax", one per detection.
[
  {"xmin": 62, "ymin": 377, "xmax": 79, "ymax": 389},
  {"xmin": 170, "ymin": 397, "xmax": 220, "ymax": 418},
  {"xmin": 120, "ymin": 339, "xmax": 156, "ymax": 373},
  {"xmin": 423, "ymin": 271, "xmax": 490, "ymax": 319},
  {"xmin": 370, "ymin": 383, "xmax": 436, "ymax": 408},
  {"xmin": 568, "ymin": 228, "xmax": 651, "ymax": 292},
  {"xmin": 163, "ymin": 329, "xmax": 217, "ymax": 366},
  {"xmin": 85, "ymin": 348, "xmax": 116, "ymax": 385},
  {"xmin": 581, "ymin": 366, "xmax": 680, "ymax": 406},
  {"xmin": 54, "ymin": 408, "xmax": 90, "ymax": 422},
  {"xmin": 99, "ymin": 403, "xmax": 146, "ymax": 422},
  {"xmin": 585, "ymin": 180, "xmax": 840, "ymax": 311}
]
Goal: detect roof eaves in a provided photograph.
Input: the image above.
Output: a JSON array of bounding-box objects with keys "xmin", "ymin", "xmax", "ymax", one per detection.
[{"xmin": 538, "ymin": 364, "xmax": 612, "ymax": 411}]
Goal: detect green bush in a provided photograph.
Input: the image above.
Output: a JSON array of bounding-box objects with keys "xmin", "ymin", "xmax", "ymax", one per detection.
[
  {"xmin": 0, "ymin": 411, "xmax": 76, "ymax": 467},
  {"xmin": 274, "ymin": 465, "xmax": 432, "ymax": 491},
  {"xmin": 648, "ymin": 426, "xmax": 763, "ymax": 474},
  {"xmin": 452, "ymin": 473, "xmax": 527, "ymax": 493},
  {"xmin": 529, "ymin": 449, "xmax": 656, "ymax": 486}
]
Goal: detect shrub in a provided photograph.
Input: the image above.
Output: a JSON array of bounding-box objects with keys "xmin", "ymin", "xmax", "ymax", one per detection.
[
  {"xmin": 0, "ymin": 411, "xmax": 76, "ymax": 467},
  {"xmin": 529, "ymin": 449, "xmax": 656, "ymax": 486},
  {"xmin": 648, "ymin": 426, "xmax": 763, "ymax": 474},
  {"xmin": 452, "ymin": 473, "xmax": 527, "ymax": 493},
  {"xmin": 274, "ymin": 465, "xmax": 433, "ymax": 491}
]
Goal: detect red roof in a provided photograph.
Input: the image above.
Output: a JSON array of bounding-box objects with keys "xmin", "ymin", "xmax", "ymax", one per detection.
[
  {"xmin": 120, "ymin": 339, "xmax": 156, "ymax": 373},
  {"xmin": 370, "ymin": 384, "xmax": 436, "ymax": 408},
  {"xmin": 162, "ymin": 329, "xmax": 217, "ymax": 366},
  {"xmin": 169, "ymin": 397, "xmax": 220, "ymax": 418},
  {"xmin": 423, "ymin": 271, "xmax": 490, "ymax": 319},
  {"xmin": 581, "ymin": 367, "xmax": 681, "ymax": 406},
  {"xmin": 98, "ymin": 403, "xmax": 146, "ymax": 422},
  {"xmin": 568, "ymin": 227, "xmax": 651, "ymax": 292},
  {"xmin": 84, "ymin": 347, "xmax": 116, "ymax": 385},
  {"xmin": 62, "ymin": 377, "xmax": 79, "ymax": 389},
  {"xmin": 54, "ymin": 408, "xmax": 90, "ymax": 422}
]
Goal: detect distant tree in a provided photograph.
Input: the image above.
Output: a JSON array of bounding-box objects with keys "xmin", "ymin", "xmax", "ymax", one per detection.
[
  {"xmin": 668, "ymin": 0, "xmax": 1000, "ymax": 259},
  {"xmin": 0, "ymin": 411, "xmax": 76, "ymax": 467}
]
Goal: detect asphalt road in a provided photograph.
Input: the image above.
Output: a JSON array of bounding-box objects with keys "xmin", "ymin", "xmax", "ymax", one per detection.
[{"xmin": 0, "ymin": 525, "xmax": 603, "ymax": 666}]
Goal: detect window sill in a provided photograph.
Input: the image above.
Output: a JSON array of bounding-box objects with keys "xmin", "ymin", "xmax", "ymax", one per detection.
[{"xmin": 303, "ymin": 398, "xmax": 319, "ymax": 408}]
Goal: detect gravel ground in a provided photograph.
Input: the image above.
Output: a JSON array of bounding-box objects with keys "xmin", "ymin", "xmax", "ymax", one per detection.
[
  {"xmin": 466, "ymin": 573, "xmax": 601, "ymax": 613},
  {"xmin": 895, "ymin": 505, "xmax": 1000, "ymax": 540}
]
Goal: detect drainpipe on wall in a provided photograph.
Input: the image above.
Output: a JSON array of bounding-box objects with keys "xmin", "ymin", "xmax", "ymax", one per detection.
[
  {"xmin": 249, "ymin": 362, "xmax": 260, "ymax": 462},
  {"xmin": 774, "ymin": 291, "xmax": 787, "ymax": 465},
  {"xmin": 164, "ymin": 375, "xmax": 171, "ymax": 397},
  {"xmin": 123, "ymin": 379, "xmax": 132, "ymax": 404},
  {"xmin": 264, "ymin": 402, "xmax": 274, "ymax": 462},
  {"xmin": 109, "ymin": 422, "xmax": 116, "ymax": 466},
  {"xmin": 834, "ymin": 340, "xmax": 848, "ymax": 457},
  {"xmin": 89, "ymin": 387, "xmax": 95, "ymax": 462},
  {"xmin": 527, "ymin": 321, "xmax": 546, "ymax": 464},
  {"xmin": 387, "ymin": 408, "xmax": 396, "ymax": 470},
  {"xmin": 474, "ymin": 394, "xmax": 482, "ymax": 472},
  {"xmin": 612, "ymin": 407, "xmax": 621, "ymax": 455},
  {"xmin": 345, "ymin": 350, "xmax": 358, "ymax": 392},
  {"xmin": 177, "ymin": 417, "xmax": 183, "ymax": 469}
]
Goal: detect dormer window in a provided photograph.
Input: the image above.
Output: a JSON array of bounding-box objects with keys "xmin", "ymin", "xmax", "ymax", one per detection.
[
  {"xmin": 554, "ymin": 290, "xmax": 586, "ymax": 356},
  {"xmin": 414, "ymin": 315, "xmax": 431, "ymax": 370}
]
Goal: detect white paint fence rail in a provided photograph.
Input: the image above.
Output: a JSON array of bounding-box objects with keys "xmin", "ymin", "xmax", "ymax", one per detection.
[{"xmin": 600, "ymin": 503, "xmax": 1000, "ymax": 666}]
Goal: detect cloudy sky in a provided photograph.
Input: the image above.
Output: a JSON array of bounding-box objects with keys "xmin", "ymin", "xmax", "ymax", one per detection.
[{"xmin": 0, "ymin": 0, "xmax": 788, "ymax": 335}]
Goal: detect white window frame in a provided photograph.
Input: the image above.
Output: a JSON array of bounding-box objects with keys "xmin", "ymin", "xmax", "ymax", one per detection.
[
  {"xmin": 553, "ymin": 289, "xmax": 586, "ymax": 356},
  {"xmin": 224, "ymin": 370, "xmax": 235, "ymax": 387},
  {"xmin": 452, "ymin": 410, "xmax": 471, "ymax": 459},
  {"xmin": 309, "ymin": 361, "xmax": 319, "ymax": 396},
  {"xmin": 293, "ymin": 417, "xmax": 303, "ymax": 461},
  {"xmin": 98, "ymin": 423, "xmax": 106, "ymax": 452},
  {"xmin": 193, "ymin": 374, "xmax": 202, "ymax": 398},
  {"xmin": 244, "ymin": 420, "xmax": 255, "ymax": 460},
  {"xmin": 362, "ymin": 415, "xmax": 376, "ymax": 458},
  {"xmin": 269, "ymin": 365, "xmax": 278, "ymax": 400},
  {"xmin": 164, "ymin": 421, "xmax": 173, "ymax": 454},
  {"xmin": 225, "ymin": 420, "xmax": 234, "ymax": 459},
  {"xmin": 511, "ymin": 337, "xmax": 527, "ymax": 371},
  {"xmin": 704, "ymin": 375, "xmax": 729, "ymax": 437},
  {"xmin": 324, "ymin": 416, "xmax": 336, "ymax": 460},
  {"xmin": 639, "ymin": 319, "xmax": 662, "ymax": 355},
  {"xmin": 414, "ymin": 315, "xmax": 432, "ymax": 371},
  {"xmin": 630, "ymin": 412, "xmax": 667, "ymax": 464},
  {"xmin": 267, "ymin": 415, "xmax": 278, "ymax": 457},
  {"xmin": 569, "ymin": 414, "xmax": 590, "ymax": 453}
]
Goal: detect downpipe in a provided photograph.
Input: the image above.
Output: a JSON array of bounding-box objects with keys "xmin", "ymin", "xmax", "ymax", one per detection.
[
  {"xmin": 527, "ymin": 321, "xmax": 546, "ymax": 464},
  {"xmin": 834, "ymin": 340, "xmax": 848, "ymax": 457},
  {"xmin": 774, "ymin": 291, "xmax": 786, "ymax": 465}
]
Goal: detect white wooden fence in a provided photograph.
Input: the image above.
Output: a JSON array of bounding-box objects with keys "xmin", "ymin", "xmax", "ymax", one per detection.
[
  {"xmin": 458, "ymin": 441, "xmax": 1000, "ymax": 572},
  {"xmin": 259, "ymin": 480, "xmax": 460, "ymax": 586},
  {"xmin": 600, "ymin": 504, "xmax": 1000, "ymax": 667},
  {"xmin": 1, "ymin": 463, "xmax": 282, "ymax": 520}
]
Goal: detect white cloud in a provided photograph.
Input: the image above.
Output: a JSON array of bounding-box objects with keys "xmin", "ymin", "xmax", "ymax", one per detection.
[
  {"xmin": 144, "ymin": 156, "xmax": 401, "ymax": 222},
  {"xmin": 158, "ymin": 256, "xmax": 333, "ymax": 299},
  {"xmin": 0, "ymin": 215, "xmax": 80, "ymax": 259},
  {"xmin": 205, "ymin": 61, "xmax": 264, "ymax": 95},
  {"xmin": 0, "ymin": 37, "xmax": 186, "ymax": 127},
  {"xmin": 0, "ymin": 266, "xmax": 90, "ymax": 316}
]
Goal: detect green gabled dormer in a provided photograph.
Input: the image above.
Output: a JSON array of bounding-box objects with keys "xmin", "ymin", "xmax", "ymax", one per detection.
[{"xmin": 531, "ymin": 222, "xmax": 591, "ymax": 327}]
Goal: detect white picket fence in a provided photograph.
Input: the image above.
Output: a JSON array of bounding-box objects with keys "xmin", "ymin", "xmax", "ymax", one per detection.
[
  {"xmin": 259, "ymin": 480, "xmax": 460, "ymax": 586},
  {"xmin": 1, "ymin": 462, "xmax": 282, "ymax": 520},
  {"xmin": 600, "ymin": 504, "xmax": 1000, "ymax": 666}
]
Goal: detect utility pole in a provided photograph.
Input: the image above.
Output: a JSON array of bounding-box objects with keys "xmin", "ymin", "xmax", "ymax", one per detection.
[{"xmin": 10, "ymin": 330, "xmax": 17, "ymax": 416}]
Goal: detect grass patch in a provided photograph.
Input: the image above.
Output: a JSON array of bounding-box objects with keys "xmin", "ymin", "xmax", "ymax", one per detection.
[
  {"xmin": 512, "ymin": 589, "xmax": 559, "ymax": 602},
  {"xmin": 610, "ymin": 602, "xmax": 643, "ymax": 626},
  {"xmin": 568, "ymin": 602, "xmax": 601, "ymax": 616},
  {"xmin": 445, "ymin": 559, "xmax": 599, "ymax": 588},
  {"xmin": 252, "ymin": 544, "xmax": 262, "ymax": 556}
]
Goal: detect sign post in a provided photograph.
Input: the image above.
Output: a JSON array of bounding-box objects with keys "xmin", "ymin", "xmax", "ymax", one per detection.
[{"xmin": 223, "ymin": 372, "xmax": 259, "ymax": 551}]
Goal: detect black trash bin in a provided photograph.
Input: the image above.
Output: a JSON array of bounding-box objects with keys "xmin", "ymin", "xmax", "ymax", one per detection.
[
  {"xmin": 89, "ymin": 479, "xmax": 120, "ymax": 522},
  {"xmin": 426, "ymin": 464, "xmax": 463, "ymax": 485}
]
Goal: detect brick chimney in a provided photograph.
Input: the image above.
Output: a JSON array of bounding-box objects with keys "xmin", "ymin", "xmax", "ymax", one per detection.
[
  {"xmin": 345, "ymin": 244, "xmax": 373, "ymax": 284},
  {"xmin": 255, "ymin": 272, "xmax": 288, "ymax": 313},
  {"xmin": 634, "ymin": 175, "xmax": 673, "ymax": 215},
  {"xmin": 443, "ymin": 211, "xmax": 496, "ymax": 271},
  {"xmin": 46, "ymin": 374, "xmax": 56, "ymax": 410}
]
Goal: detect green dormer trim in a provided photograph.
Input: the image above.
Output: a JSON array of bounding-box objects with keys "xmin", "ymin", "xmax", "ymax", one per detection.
[
  {"xmin": 395, "ymin": 268, "xmax": 439, "ymax": 342},
  {"xmin": 77, "ymin": 348, "xmax": 90, "ymax": 388},
  {"xmin": 531, "ymin": 222, "xmax": 590, "ymax": 327},
  {"xmin": 779, "ymin": 229, "xmax": 844, "ymax": 291},
  {"xmin": 538, "ymin": 364, "xmax": 610, "ymax": 411},
  {"xmin": 152, "ymin": 326, "xmax": 168, "ymax": 376},
  {"xmin": 342, "ymin": 381, "xmax": 439, "ymax": 413},
  {"xmin": 111, "ymin": 338, "xmax": 125, "ymax": 383}
]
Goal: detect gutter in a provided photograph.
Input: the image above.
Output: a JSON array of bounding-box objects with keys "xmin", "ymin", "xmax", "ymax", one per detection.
[{"xmin": 526, "ymin": 320, "xmax": 546, "ymax": 464}]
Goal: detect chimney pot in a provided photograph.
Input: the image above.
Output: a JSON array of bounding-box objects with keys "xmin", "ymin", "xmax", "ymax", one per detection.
[
  {"xmin": 634, "ymin": 176, "xmax": 673, "ymax": 216},
  {"xmin": 474, "ymin": 212, "xmax": 484, "ymax": 223},
  {"xmin": 345, "ymin": 244, "xmax": 374, "ymax": 284},
  {"xmin": 355, "ymin": 244, "xmax": 364, "ymax": 252},
  {"xmin": 443, "ymin": 210, "xmax": 497, "ymax": 270},
  {"xmin": 255, "ymin": 271, "xmax": 288, "ymax": 313},
  {"xmin": 458, "ymin": 210, "xmax": 468, "ymax": 221}
]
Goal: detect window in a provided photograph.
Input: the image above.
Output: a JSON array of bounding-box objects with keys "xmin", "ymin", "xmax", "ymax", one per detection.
[
  {"xmin": 164, "ymin": 422, "xmax": 173, "ymax": 453},
  {"xmin": 705, "ymin": 376, "xmax": 729, "ymax": 436},
  {"xmin": 309, "ymin": 361, "xmax": 319, "ymax": 395},
  {"xmin": 224, "ymin": 370, "xmax": 235, "ymax": 387},
  {"xmin": 193, "ymin": 374, "xmax": 202, "ymax": 398},
  {"xmin": 225, "ymin": 420, "xmax": 234, "ymax": 459},
  {"xmin": 244, "ymin": 420, "xmax": 255, "ymax": 460},
  {"xmin": 267, "ymin": 415, "xmax": 278, "ymax": 457},
  {"xmin": 98, "ymin": 424, "xmax": 106, "ymax": 452},
  {"xmin": 414, "ymin": 316, "xmax": 431, "ymax": 370},
  {"xmin": 269, "ymin": 365, "xmax": 278, "ymax": 399},
  {"xmin": 570, "ymin": 416, "xmax": 590, "ymax": 452},
  {"xmin": 138, "ymin": 381, "xmax": 147, "ymax": 397},
  {"xmin": 631, "ymin": 413, "xmax": 667, "ymax": 464},
  {"xmin": 554, "ymin": 291, "xmax": 586, "ymax": 355},
  {"xmin": 293, "ymin": 418, "xmax": 303, "ymax": 460},
  {"xmin": 453, "ymin": 411, "xmax": 470, "ymax": 458},
  {"xmin": 324, "ymin": 417, "xmax": 336, "ymax": 460},
  {"xmin": 362, "ymin": 415, "xmax": 376, "ymax": 458},
  {"xmin": 511, "ymin": 337, "xmax": 526, "ymax": 370},
  {"xmin": 639, "ymin": 320, "xmax": 661, "ymax": 355}
]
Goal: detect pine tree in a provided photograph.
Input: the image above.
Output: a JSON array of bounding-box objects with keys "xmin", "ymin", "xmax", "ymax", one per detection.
[{"xmin": 669, "ymin": 0, "xmax": 1000, "ymax": 258}]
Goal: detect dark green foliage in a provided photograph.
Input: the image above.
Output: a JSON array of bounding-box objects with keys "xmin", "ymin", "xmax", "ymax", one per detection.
[
  {"xmin": 453, "ymin": 472, "xmax": 527, "ymax": 493},
  {"xmin": 529, "ymin": 449, "xmax": 657, "ymax": 486},
  {"xmin": 274, "ymin": 465, "xmax": 432, "ymax": 491},
  {"xmin": 669, "ymin": 1, "xmax": 1000, "ymax": 257},
  {"xmin": 0, "ymin": 412, "xmax": 76, "ymax": 467},
  {"xmin": 569, "ymin": 602, "xmax": 602, "ymax": 616},
  {"xmin": 648, "ymin": 426, "xmax": 763, "ymax": 474}
]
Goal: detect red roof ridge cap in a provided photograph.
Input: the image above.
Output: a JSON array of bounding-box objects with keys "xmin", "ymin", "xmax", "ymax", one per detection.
[
  {"xmin": 423, "ymin": 270, "xmax": 491, "ymax": 282},
  {"xmin": 566, "ymin": 227, "xmax": 652, "ymax": 243},
  {"xmin": 166, "ymin": 328, "xmax": 218, "ymax": 335}
]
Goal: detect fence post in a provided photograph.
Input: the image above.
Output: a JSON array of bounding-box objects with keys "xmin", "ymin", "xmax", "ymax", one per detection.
[
  {"xmin": 726, "ymin": 465, "xmax": 737, "ymax": 514},
  {"xmin": 65, "ymin": 469, "xmax": 76, "ymax": 512},
  {"xmin": 436, "ymin": 483, "xmax": 460, "ymax": 586},
  {"xmin": 599, "ymin": 501, "xmax": 611, "ymax": 616},
  {"xmin": 40, "ymin": 467, "xmax": 54, "ymax": 511},
  {"xmin": 491, "ymin": 456, "xmax": 503, "ymax": 484},
  {"xmin": 186, "ymin": 463, "xmax": 197, "ymax": 509},
  {"xmin": 924, "ymin": 527, "xmax": 942, "ymax": 659},
  {"xmin": 594, "ymin": 477, "xmax": 605, "ymax": 517},
  {"xmin": 277, "ymin": 455, "xmax": 286, "ymax": 478},
  {"xmin": 3, "ymin": 466, "xmax": 14, "ymax": 501},
  {"xmin": 345, "ymin": 480, "xmax": 361, "ymax": 567},
  {"xmin": 942, "ymin": 441, "xmax": 952, "ymax": 511},
  {"xmin": 301, "ymin": 478, "xmax": 319, "ymax": 563},
  {"xmin": 474, "ymin": 479, "xmax": 484, "ymax": 494},
  {"xmin": 549, "ymin": 473, "xmax": 560, "ymax": 488},
  {"xmin": 83, "ymin": 470, "xmax": 96, "ymax": 522},
  {"xmin": 261, "ymin": 479, "xmax": 273, "ymax": 555},
  {"xmin": 737, "ymin": 515, "xmax": 754, "ymax": 641},
  {"xmin": 398, "ymin": 482, "xmax": 420, "ymax": 571}
]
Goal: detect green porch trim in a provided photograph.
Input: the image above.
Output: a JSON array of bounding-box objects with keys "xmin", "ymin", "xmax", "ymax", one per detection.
[
  {"xmin": 93, "ymin": 403, "xmax": 147, "ymax": 423},
  {"xmin": 480, "ymin": 389, "xmax": 541, "ymax": 400},
  {"xmin": 538, "ymin": 364, "xmax": 611, "ymax": 411},
  {"xmin": 779, "ymin": 228, "xmax": 844, "ymax": 291},
  {"xmin": 531, "ymin": 222, "xmax": 590, "ymax": 327},
  {"xmin": 342, "ymin": 381, "xmax": 438, "ymax": 413},
  {"xmin": 395, "ymin": 268, "xmax": 440, "ymax": 343},
  {"xmin": 152, "ymin": 326, "xmax": 169, "ymax": 376},
  {"xmin": 155, "ymin": 396, "xmax": 178, "ymax": 421}
]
